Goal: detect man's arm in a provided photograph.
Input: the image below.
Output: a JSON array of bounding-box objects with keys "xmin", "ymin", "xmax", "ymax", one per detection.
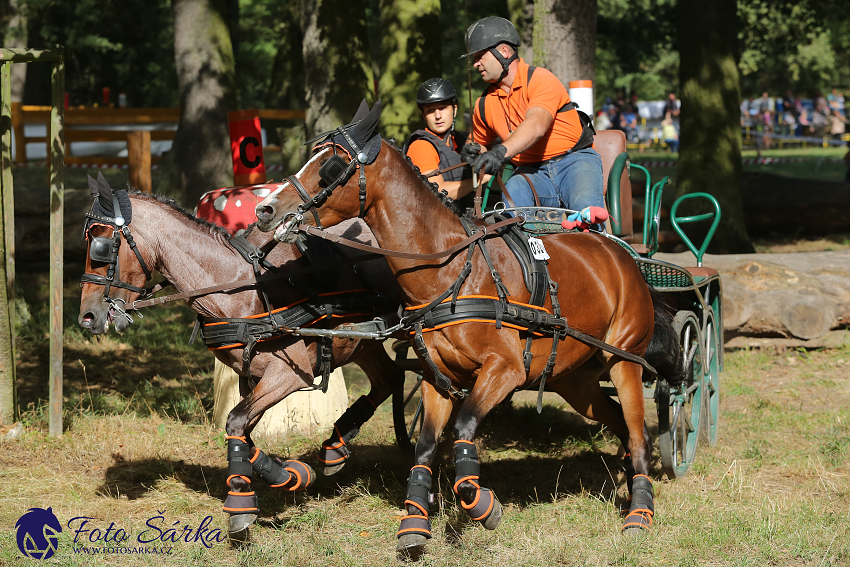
[{"xmin": 500, "ymin": 107, "xmax": 553, "ymax": 160}]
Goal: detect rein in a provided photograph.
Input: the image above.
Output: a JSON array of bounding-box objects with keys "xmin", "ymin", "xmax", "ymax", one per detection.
[{"xmin": 295, "ymin": 215, "xmax": 522, "ymax": 260}]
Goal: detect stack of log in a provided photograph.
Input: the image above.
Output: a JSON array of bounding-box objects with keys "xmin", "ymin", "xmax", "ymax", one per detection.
[{"xmin": 655, "ymin": 250, "xmax": 850, "ymax": 347}]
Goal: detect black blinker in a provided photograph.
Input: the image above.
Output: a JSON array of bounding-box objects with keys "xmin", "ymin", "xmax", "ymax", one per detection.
[
  {"xmin": 90, "ymin": 235, "xmax": 117, "ymax": 264},
  {"xmin": 319, "ymin": 155, "xmax": 349, "ymax": 186}
]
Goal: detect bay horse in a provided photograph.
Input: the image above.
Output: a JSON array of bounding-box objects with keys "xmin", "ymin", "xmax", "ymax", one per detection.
[
  {"xmin": 78, "ymin": 174, "xmax": 404, "ymax": 539},
  {"xmin": 254, "ymin": 101, "xmax": 685, "ymax": 556}
]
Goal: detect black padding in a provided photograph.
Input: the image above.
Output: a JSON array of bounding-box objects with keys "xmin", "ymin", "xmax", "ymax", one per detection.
[
  {"xmin": 336, "ymin": 396, "xmax": 376, "ymax": 444},
  {"xmin": 318, "ymin": 441, "xmax": 350, "ymax": 465},
  {"xmin": 251, "ymin": 449, "xmax": 292, "ymax": 486},
  {"xmin": 466, "ymin": 488, "xmax": 495, "ymax": 521},
  {"xmin": 397, "ymin": 515, "xmax": 432, "ymax": 539},
  {"xmin": 227, "ymin": 439, "xmax": 254, "ymax": 477},
  {"xmin": 454, "ymin": 442, "xmax": 480, "ymax": 481},
  {"xmin": 631, "ymin": 476, "xmax": 654, "ymax": 513},
  {"xmin": 222, "ymin": 492, "xmax": 258, "ymax": 515},
  {"xmin": 406, "ymin": 467, "xmax": 432, "ymax": 512}
]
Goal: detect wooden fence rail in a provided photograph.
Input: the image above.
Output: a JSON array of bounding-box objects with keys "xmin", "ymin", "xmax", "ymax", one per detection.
[{"xmin": 12, "ymin": 104, "xmax": 305, "ymax": 166}]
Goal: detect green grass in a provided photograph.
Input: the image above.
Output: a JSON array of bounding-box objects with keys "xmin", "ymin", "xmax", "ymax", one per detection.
[{"xmin": 2, "ymin": 339, "xmax": 849, "ymax": 565}]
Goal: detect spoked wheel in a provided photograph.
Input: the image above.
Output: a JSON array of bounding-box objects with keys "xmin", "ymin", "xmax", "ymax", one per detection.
[
  {"xmin": 702, "ymin": 308, "xmax": 721, "ymax": 447},
  {"xmin": 391, "ymin": 340, "xmax": 424, "ymax": 452},
  {"xmin": 658, "ymin": 311, "xmax": 704, "ymax": 479}
]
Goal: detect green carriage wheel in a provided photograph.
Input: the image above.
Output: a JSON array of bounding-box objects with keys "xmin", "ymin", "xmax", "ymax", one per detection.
[
  {"xmin": 702, "ymin": 308, "xmax": 721, "ymax": 447},
  {"xmin": 658, "ymin": 311, "xmax": 704, "ymax": 479}
]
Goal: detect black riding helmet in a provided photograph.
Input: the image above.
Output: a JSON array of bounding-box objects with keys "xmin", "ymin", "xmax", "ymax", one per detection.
[
  {"xmin": 416, "ymin": 78, "xmax": 458, "ymax": 108},
  {"xmin": 460, "ymin": 17, "xmax": 521, "ymax": 82}
]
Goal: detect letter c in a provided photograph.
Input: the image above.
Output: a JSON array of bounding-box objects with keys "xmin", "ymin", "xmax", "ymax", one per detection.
[{"xmin": 239, "ymin": 137, "xmax": 261, "ymax": 168}]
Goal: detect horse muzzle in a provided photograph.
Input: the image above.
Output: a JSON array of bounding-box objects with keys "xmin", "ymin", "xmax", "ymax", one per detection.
[{"xmin": 79, "ymin": 301, "xmax": 132, "ymax": 335}]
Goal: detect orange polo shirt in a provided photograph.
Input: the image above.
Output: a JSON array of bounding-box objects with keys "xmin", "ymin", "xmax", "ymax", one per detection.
[
  {"xmin": 472, "ymin": 58, "xmax": 583, "ymax": 165},
  {"xmin": 406, "ymin": 129, "xmax": 459, "ymax": 174}
]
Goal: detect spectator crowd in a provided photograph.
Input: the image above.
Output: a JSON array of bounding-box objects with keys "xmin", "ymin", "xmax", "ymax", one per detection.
[{"xmin": 740, "ymin": 88, "xmax": 848, "ymax": 148}]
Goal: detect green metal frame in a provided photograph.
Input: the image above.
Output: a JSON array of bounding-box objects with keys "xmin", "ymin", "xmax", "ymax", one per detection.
[
  {"xmin": 0, "ymin": 48, "xmax": 64, "ymax": 435},
  {"xmin": 670, "ymin": 192, "xmax": 721, "ymax": 267}
]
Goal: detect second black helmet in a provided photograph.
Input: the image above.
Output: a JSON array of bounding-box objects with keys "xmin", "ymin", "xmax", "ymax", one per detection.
[{"xmin": 416, "ymin": 78, "xmax": 458, "ymax": 107}]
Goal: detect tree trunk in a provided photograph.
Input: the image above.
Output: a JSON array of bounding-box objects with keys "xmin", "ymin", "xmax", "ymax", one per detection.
[
  {"xmin": 655, "ymin": 251, "xmax": 850, "ymax": 341},
  {"xmin": 532, "ymin": 0, "xmax": 596, "ymax": 85},
  {"xmin": 168, "ymin": 0, "xmax": 236, "ymax": 206},
  {"xmin": 677, "ymin": 0, "xmax": 753, "ymax": 253},
  {"xmin": 300, "ymin": 0, "xmax": 373, "ymax": 139},
  {"xmin": 376, "ymin": 0, "xmax": 442, "ymax": 142}
]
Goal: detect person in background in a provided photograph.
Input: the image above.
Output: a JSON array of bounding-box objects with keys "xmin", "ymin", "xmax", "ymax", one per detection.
[
  {"xmin": 622, "ymin": 105, "xmax": 638, "ymax": 143},
  {"xmin": 594, "ymin": 109, "xmax": 611, "ymax": 131},
  {"xmin": 404, "ymin": 77, "xmax": 484, "ymax": 201},
  {"xmin": 661, "ymin": 112, "xmax": 678, "ymax": 153},
  {"xmin": 664, "ymin": 92, "xmax": 680, "ymax": 118}
]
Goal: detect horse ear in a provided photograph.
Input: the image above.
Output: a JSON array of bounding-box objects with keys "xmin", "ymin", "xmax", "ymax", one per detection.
[
  {"xmin": 350, "ymin": 99, "xmax": 370, "ymax": 124},
  {"xmin": 96, "ymin": 171, "xmax": 114, "ymax": 213},
  {"xmin": 87, "ymin": 175, "xmax": 99, "ymax": 198},
  {"xmin": 353, "ymin": 99, "xmax": 381, "ymax": 142}
]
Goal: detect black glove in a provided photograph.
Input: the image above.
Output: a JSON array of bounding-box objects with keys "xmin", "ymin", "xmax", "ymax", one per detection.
[
  {"xmin": 460, "ymin": 142, "xmax": 482, "ymax": 164},
  {"xmin": 469, "ymin": 144, "xmax": 508, "ymax": 175}
]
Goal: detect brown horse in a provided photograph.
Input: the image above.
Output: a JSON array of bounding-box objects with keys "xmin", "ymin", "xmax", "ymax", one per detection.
[
  {"xmin": 254, "ymin": 101, "xmax": 685, "ymax": 556},
  {"xmin": 78, "ymin": 175, "xmax": 404, "ymax": 540}
]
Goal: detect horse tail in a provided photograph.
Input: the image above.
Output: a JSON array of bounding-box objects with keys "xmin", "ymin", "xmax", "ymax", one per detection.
[{"xmin": 644, "ymin": 286, "xmax": 687, "ymax": 387}]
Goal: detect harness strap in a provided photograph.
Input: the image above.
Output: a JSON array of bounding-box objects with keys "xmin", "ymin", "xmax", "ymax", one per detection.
[
  {"xmin": 412, "ymin": 322, "xmax": 465, "ymax": 399},
  {"xmin": 288, "ymin": 175, "xmax": 323, "ymax": 228},
  {"xmin": 298, "ymin": 215, "xmax": 522, "ymax": 261}
]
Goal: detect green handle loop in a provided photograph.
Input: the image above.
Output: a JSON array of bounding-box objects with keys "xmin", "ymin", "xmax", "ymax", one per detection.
[
  {"xmin": 606, "ymin": 152, "xmax": 630, "ymax": 236},
  {"xmin": 670, "ymin": 192, "xmax": 721, "ymax": 266},
  {"xmin": 644, "ymin": 176, "xmax": 669, "ymax": 258}
]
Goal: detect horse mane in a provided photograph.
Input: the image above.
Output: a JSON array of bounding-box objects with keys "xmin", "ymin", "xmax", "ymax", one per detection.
[
  {"xmin": 128, "ymin": 189, "xmax": 232, "ymax": 240},
  {"xmin": 386, "ymin": 141, "xmax": 464, "ymax": 217}
]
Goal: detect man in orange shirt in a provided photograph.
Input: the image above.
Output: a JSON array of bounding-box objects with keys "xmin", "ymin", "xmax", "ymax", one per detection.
[
  {"xmin": 462, "ymin": 17, "xmax": 603, "ymax": 217},
  {"xmin": 404, "ymin": 78, "xmax": 483, "ymax": 201}
]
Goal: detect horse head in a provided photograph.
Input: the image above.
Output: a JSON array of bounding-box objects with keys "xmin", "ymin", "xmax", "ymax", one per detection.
[
  {"xmin": 78, "ymin": 173, "xmax": 151, "ymax": 335},
  {"xmin": 255, "ymin": 99, "xmax": 385, "ymax": 239}
]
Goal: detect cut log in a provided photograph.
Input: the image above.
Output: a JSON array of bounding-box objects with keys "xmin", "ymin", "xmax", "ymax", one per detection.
[
  {"xmin": 654, "ymin": 250, "xmax": 850, "ymax": 340},
  {"xmin": 212, "ymin": 359, "xmax": 348, "ymax": 439}
]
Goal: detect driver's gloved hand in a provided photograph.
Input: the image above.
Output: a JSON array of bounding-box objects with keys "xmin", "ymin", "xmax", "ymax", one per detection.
[
  {"xmin": 469, "ymin": 144, "xmax": 508, "ymax": 175},
  {"xmin": 460, "ymin": 142, "xmax": 482, "ymax": 164}
]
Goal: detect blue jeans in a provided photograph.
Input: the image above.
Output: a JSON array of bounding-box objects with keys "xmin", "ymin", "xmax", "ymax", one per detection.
[{"xmin": 505, "ymin": 148, "xmax": 604, "ymax": 211}]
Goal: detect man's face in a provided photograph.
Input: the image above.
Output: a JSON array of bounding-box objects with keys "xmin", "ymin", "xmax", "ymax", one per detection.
[
  {"xmin": 471, "ymin": 49, "xmax": 503, "ymax": 83},
  {"xmin": 421, "ymin": 101, "xmax": 456, "ymax": 135}
]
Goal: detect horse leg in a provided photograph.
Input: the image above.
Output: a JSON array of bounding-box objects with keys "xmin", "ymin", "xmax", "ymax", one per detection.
[
  {"xmin": 396, "ymin": 380, "xmax": 454, "ymax": 559},
  {"xmin": 550, "ymin": 360, "xmax": 654, "ymax": 534},
  {"xmin": 319, "ymin": 340, "xmax": 405, "ymax": 475},
  {"xmin": 223, "ymin": 354, "xmax": 317, "ymax": 539},
  {"xmin": 451, "ymin": 356, "xmax": 526, "ymax": 531}
]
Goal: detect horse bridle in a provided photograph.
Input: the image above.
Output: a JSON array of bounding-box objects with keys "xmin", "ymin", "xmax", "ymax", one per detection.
[
  {"xmin": 276, "ymin": 123, "xmax": 380, "ymax": 242},
  {"xmin": 80, "ymin": 194, "xmax": 154, "ymax": 325}
]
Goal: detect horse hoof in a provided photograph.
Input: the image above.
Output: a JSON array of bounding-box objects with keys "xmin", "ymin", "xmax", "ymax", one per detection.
[
  {"xmin": 396, "ymin": 533, "xmax": 427, "ymax": 561},
  {"xmin": 622, "ymin": 525, "xmax": 649, "ymax": 537},
  {"xmin": 323, "ymin": 462, "xmax": 346, "ymax": 476},
  {"xmin": 480, "ymin": 494, "xmax": 502, "ymax": 531},
  {"xmin": 228, "ymin": 513, "xmax": 256, "ymax": 545}
]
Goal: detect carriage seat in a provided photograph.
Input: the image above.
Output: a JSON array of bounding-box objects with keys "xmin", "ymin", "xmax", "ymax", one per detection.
[{"xmin": 595, "ymin": 130, "xmax": 633, "ymax": 240}]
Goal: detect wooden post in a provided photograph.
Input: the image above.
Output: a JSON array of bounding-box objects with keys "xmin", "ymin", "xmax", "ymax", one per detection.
[
  {"xmin": 0, "ymin": 61, "xmax": 15, "ymax": 424},
  {"xmin": 127, "ymin": 130, "xmax": 151, "ymax": 193},
  {"xmin": 48, "ymin": 57, "xmax": 64, "ymax": 437},
  {"xmin": 11, "ymin": 102, "xmax": 24, "ymax": 164}
]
